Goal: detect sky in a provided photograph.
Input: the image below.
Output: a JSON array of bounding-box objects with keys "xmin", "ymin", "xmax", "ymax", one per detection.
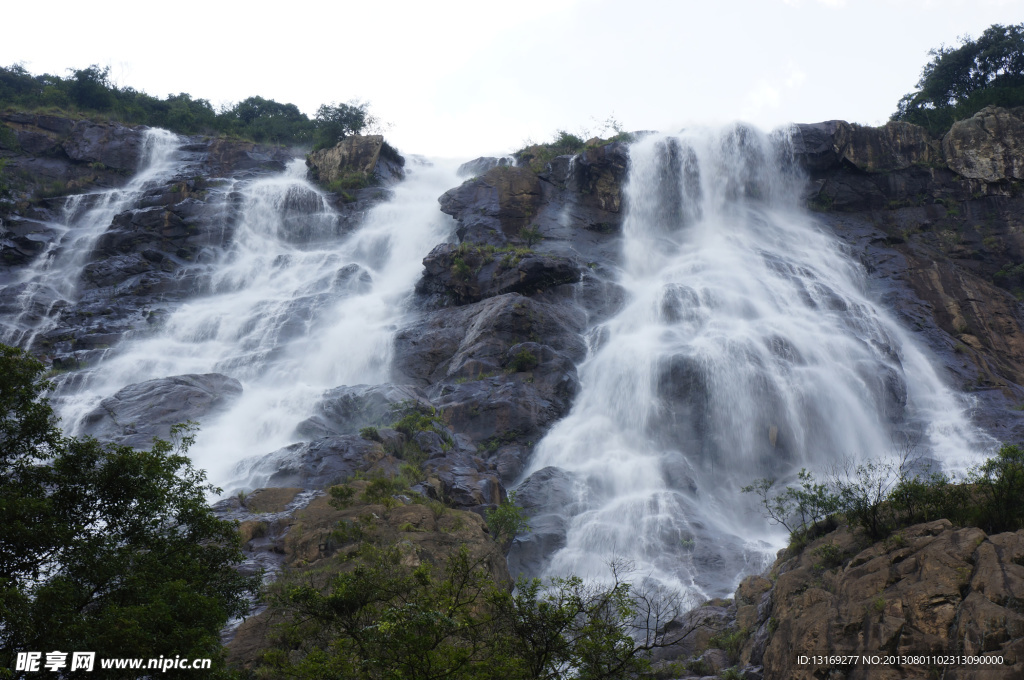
[{"xmin": 2, "ymin": 0, "xmax": 1021, "ymax": 158}]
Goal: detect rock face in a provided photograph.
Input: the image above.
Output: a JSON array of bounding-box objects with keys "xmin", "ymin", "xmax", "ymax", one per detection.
[
  {"xmin": 791, "ymin": 107, "xmax": 1024, "ymax": 444},
  {"xmin": 79, "ymin": 373, "xmax": 243, "ymax": 449},
  {"xmin": 737, "ymin": 520, "xmax": 1024, "ymax": 679},
  {"xmin": 305, "ymin": 134, "xmax": 405, "ymax": 186}
]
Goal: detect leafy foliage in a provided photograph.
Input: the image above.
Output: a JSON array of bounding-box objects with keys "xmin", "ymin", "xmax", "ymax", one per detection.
[
  {"xmin": 0, "ymin": 62, "xmax": 377, "ymax": 146},
  {"xmin": 745, "ymin": 443, "xmax": 1024, "ymax": 543},
  {"xmin": 313, "ymin": 101, "xmax": 372, "ymax": 151},
  {"xmin": 485, "ymin": 490, "xmax": 530, "ymax": 548},
  {"xmin": 893, "ymin": 23, "xmax": 1024, "ymax": 134},
  {"xmin": 261, "ymin": 542, "xmax": 696, "ymax": 680},
  {"xmin": 0, "ymin": 344, "xmax": 258, "ymax": 678}
]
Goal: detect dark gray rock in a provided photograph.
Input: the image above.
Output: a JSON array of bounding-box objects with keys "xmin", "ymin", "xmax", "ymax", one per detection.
[
  {"xmin": 457, "ymin": 156, "xmax": 513, "ymax": 178},
  {"xmin": 506, "ymin": 466, "xmax": 578, "ymax": 578},
  {"xmin": 231, "ymin": 435, "xmax": 391, "ymax": 490},
  {"xmin": 79, "ymin": 373, "xmax": 243, "ymax": 449},
  {"xmin": 294, "ymin": 383, "xmax": 431, "ymax": 439},
  {"xmin": 63, "ymin": 121, "xmax": 145, "ymax": 172},
  {"xmin": 416, "ymin": 243, "xmax": 583, "ymax": 303}
]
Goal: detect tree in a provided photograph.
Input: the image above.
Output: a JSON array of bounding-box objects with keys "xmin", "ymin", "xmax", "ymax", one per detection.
[
  {"xmin": 262, "ymin": 543, "xmax": 700, "ymax": 680},
  {"xmin": 312, "ymin": 101, "xmax": 372, "ymax": 151},
  {"xmin": 893, "ymin": 23, "xmax": 1024, "ymax": 134},
  {"xmin": 0, "ymin": 344, "xmax": 258, "ymax": 678}
]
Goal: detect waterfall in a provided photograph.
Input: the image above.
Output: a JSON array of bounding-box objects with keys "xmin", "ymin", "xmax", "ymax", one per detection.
[
  {"xmin": 519, "ymin": 126, "xmax": 986, "ymax": 600},
  {"xmin": 55, "ymin": 155, "xmax": 459, "ymax": 481},
  {"xmin": 0, "ymin": 129, "xmax": 183, "ymax": 347}
]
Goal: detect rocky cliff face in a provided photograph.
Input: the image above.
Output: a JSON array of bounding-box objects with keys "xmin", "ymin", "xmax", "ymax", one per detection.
[
  {"xmin": 793, "ymin": 106, "xmax": 1024, "ymax": 444},
  {"xmin": 4, "ymin": 106, "xmax": 1024, "ymax": 677},
  {"xmin": 731, "ymin": 520, "xmax": 1024, "ymax": 679}
]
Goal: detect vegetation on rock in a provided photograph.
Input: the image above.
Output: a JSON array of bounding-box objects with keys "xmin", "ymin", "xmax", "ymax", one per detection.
[
  {"xmin": 744, "ymin": 442, "xmax": 1024, "ymax": 544},
  {"xmin": 893, "ymin": 23, "xmax": 1024, "ymax": 134}
]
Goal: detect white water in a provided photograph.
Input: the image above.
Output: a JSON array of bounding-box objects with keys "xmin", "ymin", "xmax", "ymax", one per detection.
[
  {"xmin": 0, "ymin": 129, "xmax": 183, "ymax": 347},
  {"xmin": 522, "ymin": 126, "xmax": 987, "ymax": 600},
  {"xmin": 57, "ymin": 156, "xmax": 459, "ymax": 482}
]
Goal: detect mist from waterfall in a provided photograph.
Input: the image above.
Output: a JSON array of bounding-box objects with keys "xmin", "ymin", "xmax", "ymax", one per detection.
[
  {"xmin": 56, "ymin": 156, "xmax": 459, "ymax": 482},
  {"xmin": 520, "ymin": 126, "xmax": 987, "ymax": 600}
]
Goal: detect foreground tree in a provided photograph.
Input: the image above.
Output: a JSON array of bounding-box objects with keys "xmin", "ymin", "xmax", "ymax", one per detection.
[
  {"xmin": 893, "ymin": 23, "xmax": 1024, "ymax": 134},
  {"xmin": 0, "ymin": 344, "xmax": 258, "ymax": 678},
  {"xmin": 261, "ymin": 540, "xmax": 700, "ymax": 680}
]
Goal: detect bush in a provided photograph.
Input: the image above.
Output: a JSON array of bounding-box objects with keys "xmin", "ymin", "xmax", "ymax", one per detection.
[
  {"xmin": 485, "ymin": 490, "xmax": 530, "ymax": 548},
  {"xmin": 970, "ymin": 443, "xmax": 1024, "ymax": 533},
  {"xmin": 745, "ymin": 443, "xmax": 1024, "ymax": 544}
]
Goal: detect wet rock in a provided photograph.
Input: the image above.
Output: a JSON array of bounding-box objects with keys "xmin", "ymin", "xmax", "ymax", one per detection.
[
  {"xmin": 79, "ymin": 373, "xmax": 243, "ymax": 449},
  {"xmin": 203, "ymin": 138, "xmax": 292, "ymax": 176},
  {"xmin": 63, "ymin": 120, "xmax": 145, "ymax": 172},
  {"xmin": 392, "ymin": 293, "xmax": 586, "ymax": 388},
  {"xmin": 439, "ymin": 165, "xmax": 542, "ymax": 245},
  {"xmin": 790, "ymin": 119, "xmax": 940, "ymax": 175},
  {"xmin": 457, "ymin": 156, "xmax": 513, "ymax": 177},
  {"xmin": 416, "ymin": 242, "xmax": 583, "ymax": 303},
  {"xmin": 231, "ymin": 435, "xmax": 392, "ymax": 490},
  {"xmin": 294, "ymin": 383, "xmax": 432, "ymax": 439},
  {"xmin": 506, "ymin": 466, "xmax": 578, "ymax": 578}
]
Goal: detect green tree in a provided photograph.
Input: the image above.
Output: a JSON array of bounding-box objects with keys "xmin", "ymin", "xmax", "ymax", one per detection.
[
  {"xmin": 312, "ymin": 101, "xmax": 371, "ymax": 151},
  {"xmin": 0, "ymin": 344, "xmax": 258, "ymax": 678},
  {"xmin": 893, "ymin": 23, "xmax": 1024, "ymax": 134},
  {"xmin": 262, "ymin": 544, "xmax": 695, "ymax": 680}
]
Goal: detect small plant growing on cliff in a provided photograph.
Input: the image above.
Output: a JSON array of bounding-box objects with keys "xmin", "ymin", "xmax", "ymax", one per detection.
[
  {"xmin": 742, "ymin": 468, "xmax": 839, "ymax": 538},
  {"xmin": 519, "ymin": 225, "xmax": 543, "ymax": 247},
  {"xmin": 507, "ymin": 348, "xmax": 539, "ymax": 373},
  {"xmin": 485, "ymin": 490, "xmax": 530, "ymax": 547},
  {"xmin": 358, "ymin": 426, "xmax": 382, "ymax": 442}
]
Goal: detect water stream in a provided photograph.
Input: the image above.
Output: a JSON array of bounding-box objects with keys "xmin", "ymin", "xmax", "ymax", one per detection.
[
  {"xmin": 520, "ymin": 126, "xmax": 986, "ymax": 600},
  {"xmin": 0, "ymin": 129, "xmax": 183, "ymax": 347},
  {"xmin": 55, "ymin": 155, "xmax": 460, "ymax": 481}
]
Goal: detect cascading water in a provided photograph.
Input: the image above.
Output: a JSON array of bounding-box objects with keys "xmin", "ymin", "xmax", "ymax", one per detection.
[
  {"xmin": 56, "ymin": 155, "xmax": 459, "ymax": 482},
  {"xmin": 0, "ymin": 129, "xmax": 183, "ymax": 347},
  {"xmin": 519, "ymin": 125, "xmax": 986, "ymax": 601}
]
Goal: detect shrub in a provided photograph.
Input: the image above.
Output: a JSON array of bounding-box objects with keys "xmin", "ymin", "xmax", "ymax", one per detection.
[{"xmin": 485, "ymin": 490, "xmax": 530, "ymax": 548}]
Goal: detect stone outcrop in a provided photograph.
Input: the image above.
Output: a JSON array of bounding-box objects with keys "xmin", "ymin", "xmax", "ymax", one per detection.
[
  {"xmin": 79, "ymin": 373, "xmax": 243, "ymax": 449},
  {"xmin": 305, "ymin": 134, "xmax": 404, "ymax": 186},
  {"xmin": 733, "ymin": 520, "xmax": 1024, "ymax": 679},
  {"xmin": 944, "ymin": 106, "xmax": 1024, "ymax": 182}
]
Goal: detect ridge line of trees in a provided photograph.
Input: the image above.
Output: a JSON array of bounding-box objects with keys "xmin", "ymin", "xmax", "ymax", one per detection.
[{"xmin": 0, "ymin": 63, "xmax": 374, "ymax": 148}]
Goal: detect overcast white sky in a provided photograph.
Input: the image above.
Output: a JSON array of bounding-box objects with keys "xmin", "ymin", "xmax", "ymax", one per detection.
[{"xmin": 2, "ymin": 0, "xmax": 1021, "ymax": 158}]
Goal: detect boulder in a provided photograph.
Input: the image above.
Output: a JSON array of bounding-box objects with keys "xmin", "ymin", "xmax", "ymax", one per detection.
[
  {"xmin": 457, "ymin": 156, "xmax": 513, "ymax": 177},
  {"xmin": 294, "ymin": 383, "xmax": 432, "ymax": 439},
  {"xmin": 231, "ymin": 435, "xmax": 392, "ymax": 490},
  {"xmin": 79, "ymin": 373, "xmax": 243, "ymax": 449},
  {"xmin": 944, "ymin": 106, "xmax": 1024, "ymax": 182},
  {"xmin": 416, "ymin": 242, "xmax": 583, "ymax": 303},
  {"xmin": 305, "ymin": 135, "xmax": 404, "ymax": 186}
]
